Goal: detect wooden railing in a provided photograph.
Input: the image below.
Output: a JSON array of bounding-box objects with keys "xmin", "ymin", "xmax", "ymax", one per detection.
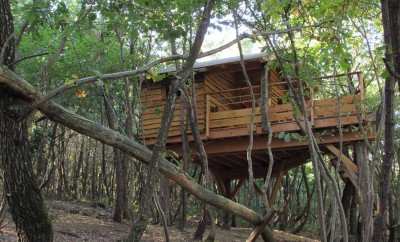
[
  {"xmin": 203, "ymin": 72, "xmax": 365, "ymax": 140},
  {"xmin": 141, "ymin": 72, "xmax": 365, "ymax": 144},
  {"xmin": 205, "ymin": 95, "xmax": 362, "ymax": 139},
  {"xmin": 204, "ymin": 72, "xmax": 365, "ymax": 110}
]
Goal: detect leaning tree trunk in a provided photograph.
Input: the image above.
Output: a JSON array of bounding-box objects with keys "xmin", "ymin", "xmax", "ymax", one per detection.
[{"xmin": 0, "ymin": 1, "xmax": 53, "ymax": 241}]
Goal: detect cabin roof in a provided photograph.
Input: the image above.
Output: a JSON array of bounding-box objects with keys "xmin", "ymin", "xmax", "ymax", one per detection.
[{"xmin": 159, "ymin": 52, "xmax": 268, "ymax": 74}]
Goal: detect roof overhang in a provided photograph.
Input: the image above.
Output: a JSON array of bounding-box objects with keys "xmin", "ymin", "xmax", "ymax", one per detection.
[{"xmin": 159, "ymin": 52, "xmax": 269, "ymax": 74}]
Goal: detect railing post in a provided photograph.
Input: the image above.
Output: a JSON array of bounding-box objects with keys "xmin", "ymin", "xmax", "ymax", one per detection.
[{"xmin": 356, "ymin": 72, "xmax": 365, "ymax": 121}]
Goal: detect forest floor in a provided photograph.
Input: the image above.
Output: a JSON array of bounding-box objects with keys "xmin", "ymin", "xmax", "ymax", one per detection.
[{"xmin": 0, "ymin": 200, "xmax": 318, "ymax": 242}]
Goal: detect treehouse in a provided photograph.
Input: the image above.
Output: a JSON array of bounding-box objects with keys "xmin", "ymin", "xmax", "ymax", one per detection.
[{"xmin": 140, "ymin": 53, "xmax": 375, "ymax": 193}]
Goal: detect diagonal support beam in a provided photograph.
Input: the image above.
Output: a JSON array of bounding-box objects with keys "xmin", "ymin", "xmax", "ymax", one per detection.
[{"xmin": 325, "ymin": 144, "xmax": 359, "ymax": 189}]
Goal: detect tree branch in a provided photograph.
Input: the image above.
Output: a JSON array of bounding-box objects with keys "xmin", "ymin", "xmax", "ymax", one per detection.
[{"xmin": 11, "ymin": 51, "xmax": 49, "ymax": 66}]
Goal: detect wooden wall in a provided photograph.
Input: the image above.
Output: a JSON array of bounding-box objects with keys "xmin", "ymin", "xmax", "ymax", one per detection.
[
  {"xmin": 140, "ymin": 81, "xmax": 207, "ymax": 141},
  {"xmin": 203, "ymin": 71, "xmax": 237, "ymax": 110},
  {"xmin": 140, "ymin": 67, "xmax": 289, "ymax": 143},
  {"xmin": 269, "ymin": 70, "xmax": 287, "ymax": 105}
]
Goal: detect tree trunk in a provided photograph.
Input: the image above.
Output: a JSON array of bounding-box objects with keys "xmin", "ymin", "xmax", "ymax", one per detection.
[
  {"xmin": 160, "ymin": 177, "xmax": 171, "ymax": 225},
  {"xmin": 178, "ymin": 97, "xmax": 189, "ymax": 230},
  {"xmin": 81, "ymin": 140, "xmax": 91, "ymax": 197},
  {"xmin": 0, "ymin": 92, "xmax": 54, "ymax": 242},
  {"xmin": 90, "ymin": 141, "xmax": 98, "ymax": 201},
  {"xmin": 355, "ymin": 142, "xmax": 373, "ymax": 241},
  {"xmin": 72, "ymin": 137, "xmax": 85, "ymax": 199},
  {"xmin": 100, "ymin": 85, "xmax": 129, "ymax": 222},
  {"xmin": 341, "ymin": 179, "xmax": 357, "ymax": 240},
  {"xmin": 0, "ymin": 1, "xmax": 53, "ymax": 241},
  {"xmin": 375, "ymin": 1, "xmax": 399, "ymax": 241}
]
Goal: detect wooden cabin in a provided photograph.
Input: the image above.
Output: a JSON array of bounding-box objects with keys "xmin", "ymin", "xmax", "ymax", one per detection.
[{"xmin": 140, "ymin": 53, "xmax": 375, "ymax": 191}]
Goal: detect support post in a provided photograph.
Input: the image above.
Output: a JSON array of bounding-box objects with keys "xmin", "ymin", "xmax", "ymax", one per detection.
[{"xmin": 355, "ymin": 142, "xmax": 373, "ymax": 242}]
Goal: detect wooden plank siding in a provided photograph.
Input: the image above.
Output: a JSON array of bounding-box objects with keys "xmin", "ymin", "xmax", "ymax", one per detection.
[
  {"xmin": 268, "ymin": 70, "xmax": 286, "ymax": 105},
  {"xmin": 203, "ymin": 72, "xmax": 237, "ymax": 109},
  {"xmin": 140, "ymin": 82, "xmax": 207, "ymax": 140}
]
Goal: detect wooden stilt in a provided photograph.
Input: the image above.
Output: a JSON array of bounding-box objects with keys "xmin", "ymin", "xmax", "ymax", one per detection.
[{"xmin": 269, "ymin": 172, "xmax": 284, "ymax": 205}]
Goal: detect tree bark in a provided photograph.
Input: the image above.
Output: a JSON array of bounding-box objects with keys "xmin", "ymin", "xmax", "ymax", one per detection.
[
  {"xmin": 355, "ymin": 142, "xmax": 373, "ymax": 242},
  {"xmin": 375, "ymin": 1, "xmax": 399, "ymax": 241},
  {"xmin": 72, "ymin": 137, "xmax": 85, "ymax": 199},
  {"xmin": 178, "ymin": 98, "xmax": 189, "ymax": 230},
  {"xmin": 0, "ymin": 1, "xmax": 53, "ymax": 241},
  {"xmin": 100, "ymin": 85, "xmax": 129, "ymax": 222},
  {"xmin": 160, "ymin": 177, "xmax": 171, "ymax": 225}
]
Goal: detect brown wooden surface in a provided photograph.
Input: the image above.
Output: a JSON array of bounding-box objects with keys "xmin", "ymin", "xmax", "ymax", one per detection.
[
  {"xmin": 139, "ymin": 66, "xmax": 374, "ymax": 180},
  {"xmin": 144, "ymin": 93, "xmax": 364, "ymax": 144}
]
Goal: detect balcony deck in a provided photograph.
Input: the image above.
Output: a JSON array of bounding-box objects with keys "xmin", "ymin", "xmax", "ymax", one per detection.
[
  {"xmin": 142, "ymin": 74, "xmax": 367, "ymax": 144},
  {"xmin": 140, "ymin": 71, "xmax": 375, "ymax": 180}
]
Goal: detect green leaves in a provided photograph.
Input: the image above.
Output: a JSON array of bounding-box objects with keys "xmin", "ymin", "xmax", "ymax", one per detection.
[
  {"xmin": 146, "ymin": 70, "xmax": 166, "ymax": 83},
  {"xmin": 276, "ymin": 131, "xmax": 305, "ymax": 142}
]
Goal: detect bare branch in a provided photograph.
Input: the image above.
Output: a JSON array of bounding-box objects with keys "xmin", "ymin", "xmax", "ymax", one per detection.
[{"xmin": 11, "ymin": 51, "xmax": 49, "ymax": 66}]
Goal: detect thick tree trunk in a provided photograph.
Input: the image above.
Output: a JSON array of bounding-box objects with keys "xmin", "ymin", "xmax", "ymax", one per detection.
[
  {"xmin": 355, "ymin": 142, "xmax": 373, "ymax": 241},
  {"xmin": 0, "ymin": 1, "xmax": 53, "ymax": 241},
  {"xmin": 375, "ymin": 1, "xmax": 399, "ymax": 241},
  {"xmin": 0, "ymin": 92, "xmax": 54, "ymax": 242},
  {"xmin": 114, "ymin": 149, "xmax": 129, "ymax": 221},
  {"xmin": 56, "ymin": 127, "xmax": 69, "ymax": 199},
  {"xmin": 341, "ymin": 179, "xmax": 356, "ymax": 240}
]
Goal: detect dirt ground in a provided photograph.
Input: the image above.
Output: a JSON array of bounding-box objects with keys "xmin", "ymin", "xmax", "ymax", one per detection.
[{"xmin": 0, "ymin": 200, "xmax": 318, "ymax": 242}]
